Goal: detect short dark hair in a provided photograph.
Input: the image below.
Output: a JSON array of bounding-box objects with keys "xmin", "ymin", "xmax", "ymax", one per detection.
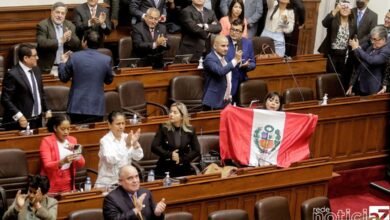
[
  {"xmin": 83, "ymin": 30, "xmax": 101, "ymax": 49},
  {"xmin": 29, "ymin": 175, "xmax": 50, "ymax": 195},
  {"xmin": 263, "ymin": 92, "xmax": 282, "ymax": 111},
  {"xmin": 231, "ymin": 19, "xmax": 245, "ymax": 31},
  {"xmin": 46, "ymin": 114, "xmax": 70, "ymax": 132},
  {"xmin": 17, "ymin": 43, "xmax": 36, "ymax": 63},
  {"xmin": 107, "ymin": 111, "xmax": 125, "ymax": 124}
]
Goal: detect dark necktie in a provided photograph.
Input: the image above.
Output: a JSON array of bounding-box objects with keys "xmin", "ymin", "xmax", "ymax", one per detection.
[
  {"xmin": 29, "ymin": 70, "xmax": 39, "ymax": 116},
  {"xmin": 150, "ymin": 29, "xmax": 155, "ymax": 39}
]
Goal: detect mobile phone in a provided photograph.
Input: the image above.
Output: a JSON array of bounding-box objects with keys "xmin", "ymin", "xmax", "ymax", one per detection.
[{"xmin": 74, "ymin": 144, "xmax": 82, "ymax": 154}]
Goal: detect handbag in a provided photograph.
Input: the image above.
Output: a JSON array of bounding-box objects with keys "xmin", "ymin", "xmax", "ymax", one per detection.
[{"xmin": 256, "ymin": 43, "xmax": 280, "ymax": 59}]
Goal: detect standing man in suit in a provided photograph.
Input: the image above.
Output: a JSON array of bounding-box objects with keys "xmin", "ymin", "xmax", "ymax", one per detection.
[
  {"xmin": 1, "ymin": 44, "xmax": 52, "ymax": 130},
  {"xmin": 59, "ymin": 30, "xmax": 113, "ymax": 124},
  {"xmin": 130, "ymin": 0, "xmax": 167, "ymax": 23},
  {"xmin": 352, "ymin": 0, "xmax": 378, "ymax": 44},
  {"xmin": 226, "ymin": 19, "xmax": 256, "ymax": 102},
  {"xmin": 132, "ymin": 8, "xmax": 169, "ymax": 68},
  {"xmin": 220, "ymin": 0, "xmax": 263, "ymax": 38},
  {"xmin": 74, "ymin": 0, "xmax": 112, "ymax": 46},
  {"xmin": 202, "ymin": 35, "xmax": 242, "ymax": 110},
  {"xmin": 178, "ymin": 0, "xmax": 222, "ymax": 61},
  {"xmin": 36, "ymin": 2, "xmax": 80, "ymax": 74},
  {"xmin": 104, "ymin": 0, "xmax": 120, "ymax": 28},
  {"xmin": 103, "ymin": 165, "xmax": 166, "ymax": 220}
]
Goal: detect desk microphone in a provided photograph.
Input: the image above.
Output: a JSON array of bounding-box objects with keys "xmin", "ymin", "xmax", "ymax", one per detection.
[{"xmin": 283, "ymin": 55, "xmax": 305, "ymax": 102}]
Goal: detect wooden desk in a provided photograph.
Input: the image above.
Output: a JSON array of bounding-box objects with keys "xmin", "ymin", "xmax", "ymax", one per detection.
[{"xmin": 57, "ymin": 158, "xmax": 333, "ymax": 220}]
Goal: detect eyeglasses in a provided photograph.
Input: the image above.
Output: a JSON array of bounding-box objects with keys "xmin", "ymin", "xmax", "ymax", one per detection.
[
  {"xmin": 370, "ymin": 37, "xmax": 384, "ymax": 42},
  {"xmin": 230, "ymin": 28, "xmax": 243, "ymax": 33}
]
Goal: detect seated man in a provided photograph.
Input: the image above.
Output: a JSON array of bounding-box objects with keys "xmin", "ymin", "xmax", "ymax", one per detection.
[
  {"xmin": 103, "ymin": 165, "xmax": 166, "ymax": 219},
  {"xmin": 131, "ymin": 8, "xmax": 169, "ymax": 69},
  {"xmin": 3, "ymin": 175, "xmax": 57, "ymax": 220},
  {"xmin": 74, "ymin": 0, "xmax": 112, "ymax": 46},
  {"xmin": 36, "ymin": 1, "xmax": 80, "ymax": 73},
  {"xmin": 347, "ymin": 25, "xmax": 390, "ymax": 96},
  {"xmin": 202, "ymin": 35, "xmax": 242, "ymax": 110}
]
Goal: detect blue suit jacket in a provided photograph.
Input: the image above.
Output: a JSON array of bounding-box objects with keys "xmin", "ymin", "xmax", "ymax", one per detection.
[
  {"xmin": 59, "ymin": 49, "xmax": 113, "ymax": 116},
  {"xmin": 202, "ymin": 51, "xmax": 236, "ymax": 109},
  {"xmin": 350, "ymin": 42, "xmax": 390, "ymax": 95},
  {"xmin": 225, "ymin": 36, "xmax": 256, "ymax": 97}
]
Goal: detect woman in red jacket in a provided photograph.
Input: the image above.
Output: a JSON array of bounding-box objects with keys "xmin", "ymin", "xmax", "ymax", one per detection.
[{"xmin": 40, "ymin": 114, "xmax": 85, "ymax": 194}]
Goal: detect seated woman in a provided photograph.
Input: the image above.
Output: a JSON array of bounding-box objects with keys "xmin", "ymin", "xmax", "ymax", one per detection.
[
  {"xmin": 219, "ymin": 0, "xmax": 248, "ymax": 37},
  {"xmin": 95, "ymin": 111, "xmax": 144, "ymax": 188},
  {"xmin": 3, "ymin": 175, "xmax": 57, "ymax": 220},
  {"xmin": 40, "ymin": 114, "xmax": 85, "ymax": 194},
  {"xmin": 152, "ymin": 102, "xmax": 200, "ymax": 178},
  {"xmin": 263, "ymin": 92, "xmax": 282, "ymax": 111}
]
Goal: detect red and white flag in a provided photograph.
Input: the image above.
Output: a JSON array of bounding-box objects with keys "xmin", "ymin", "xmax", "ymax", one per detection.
[{"xmin": 220, "ymin": 105, "xmax": 318, "ymax": 167}]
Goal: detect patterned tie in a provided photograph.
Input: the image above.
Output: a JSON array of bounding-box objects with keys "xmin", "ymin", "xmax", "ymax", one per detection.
[
  {"xmin": 150, "ymin": 29, "xmax": 155, "ymax": 40},
  {"xmin": 29, "ymin": 70, "xmax": 40, "ymax": 116},
  {"xmin": 131, "ymin": 193, "xmax": 144, "ymax": 220},
  {"xmin": 91, "ymin": 7, "xmax": 96, "ymax": 17},
  {"xmin": 221, "ymin": 57, "xmax": 232, "ymax": 101}
]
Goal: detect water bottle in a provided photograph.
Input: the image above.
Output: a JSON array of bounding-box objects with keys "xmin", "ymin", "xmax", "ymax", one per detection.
[
  {"xmin": 147, "ymin": 169, "xmax": 155, "ymax": 182},
  {"xmin": 130, "ymin": 114, "xmax": 138, "ymax": 125},
  {"xmin": 163, "ymin": 172, "xmax": 172, "ymax": 187},
  {"xmin": 321, "ymin": 93, "xmax": 328, "ymax": 106},
  {"xmin": 197, "ymin": 57, "xmax": 204, "ymax": 69},
  {"xmin": 84, "ymin": 177, "xmax": 92, "ymax": 192}
]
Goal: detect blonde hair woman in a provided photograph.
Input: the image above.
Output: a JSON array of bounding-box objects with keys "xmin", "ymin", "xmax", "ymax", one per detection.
[{"xmin": 151, "ymin": 102, "xmax": 200, "ymax": 178}]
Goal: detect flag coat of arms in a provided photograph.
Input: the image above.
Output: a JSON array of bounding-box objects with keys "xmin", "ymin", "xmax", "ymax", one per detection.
[{"xmin": 219, "ymin": 105, "xmax": 318, "ymax": 167}]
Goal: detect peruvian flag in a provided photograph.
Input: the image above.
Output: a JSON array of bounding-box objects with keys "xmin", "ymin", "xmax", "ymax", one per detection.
[{"xmin": 220, "ymin": 105, "xmax": 318, "ymax": 168}]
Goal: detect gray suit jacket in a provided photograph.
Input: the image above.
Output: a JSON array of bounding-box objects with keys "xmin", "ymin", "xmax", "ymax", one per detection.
[
  {"xmin": 352, "ymin": 7, "xmax": 378, "ymax": 43},
  {"xmin": 58, "ymin": 49, "xmax": 113, "ymax": 116},
  {"xmin": 36, "ymin": 18, "xmax": 80, "ymax": 72}
]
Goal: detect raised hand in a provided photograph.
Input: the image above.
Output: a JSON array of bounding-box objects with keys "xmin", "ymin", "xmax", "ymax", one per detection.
[
  {"xmin": 154, "ymin": 198, "xmax": 166, "ymax": 216},
  {"xmin": 15, "ymin": 190, "xmax": 27, "ymax": 211},
  {"xmin": 98, "ymin": 12, "xmax": 107, "ymax": 25},
  {"xmin": 172, "ymin": 149, "xmax": 179, "ymax": 164}
]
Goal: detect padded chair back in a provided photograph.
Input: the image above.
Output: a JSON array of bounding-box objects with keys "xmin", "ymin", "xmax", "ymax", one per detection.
[
  {"xmin": 238, "ymin": 80, "xmax": 268, "ymax": 107},
  {"xmin": 117, "ymin": 81, "xmax": 147, "ymax": 117},
  {"xmin": 301, "ymin": 196, "xmax": 331, "ymax": 220},
  {"xmin": 118, "ymin": 36, "xmax": 133, "ymax": 59},
  {"xmin": 43, "ymin": 86, "xmax": 69, "ymax": 116},
  {"xmin": 283, "ymin": 87, "xmax": 314, "ymax": 104},
  {"xmin": 104, "ymin": 91, "xmax": 122, "ymax": 117},
  {"xmin": 0, "ymin": 149, "xmax": 29, "ymax": 206},
  {"xmin": 208, "ymin": 209, "xmax": 249, "ymax": 220},
  {"xmin": 0, "ymin": 55, "xmax": 4, "ymax": 79},
  {"xmin": 198, "ymin": 135, "xmax": 219, "ymax": 155},
  {"xmin": 68, "ymin": 208, "xmax": 103, "ymax": 220},
  {"xmin": 165, "ymin": 211, "xmax": 193, "ymax": 220},
  {"xmin": 137, "ymin": 132, "xmax": 159, "ymax": 173},
  {"xmin": 97, "ymin": 48, "xmax": 114, "ymax": 66},
  {"xmin": 316, "ymin": 73, "xmax": 345, "ymax": 99},
  {"xmin": 252, "ymin": 36, "xmax": 275, "ymax": 56},
  {"xmin": 12, "ymin": 43, "xmax": 37, "ymax": 66},
  {"xmin": 164, "ymin": 34, "xmax": 182, "ymax": 60},
  {"xmin": 169, "ymin": 75, "xmax": 204, "ymax": 113},
  {"xmin": 255, "ymin": 196, "xmax": 291, "ymax": 220}
]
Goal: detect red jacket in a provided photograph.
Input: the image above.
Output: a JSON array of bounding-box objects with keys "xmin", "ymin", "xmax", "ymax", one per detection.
[{"xmin": 40, "ymin": 134, "xmax": 85, "ymax": 193}]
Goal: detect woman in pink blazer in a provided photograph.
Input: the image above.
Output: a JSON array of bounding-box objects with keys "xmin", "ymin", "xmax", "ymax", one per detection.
[
  {"xmin": 40, "ymin": 114, "xmax": 85, "ymax": 194},
  {"xmin": 219, "ymin": 0, "xmax": 248, "ymax": 37}
]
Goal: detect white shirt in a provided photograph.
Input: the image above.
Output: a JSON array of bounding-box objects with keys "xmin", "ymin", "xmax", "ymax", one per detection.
[
  {"xmin": 57, "ymin": 139, "xmax": 73, "ymax": 170},
  {"xmin": 264, "ymin": 0, "xmax": 295, "ymax": 34},
  {"xmin": 95, "ymin": 131, "xmax": 144, "ymax": 188}
]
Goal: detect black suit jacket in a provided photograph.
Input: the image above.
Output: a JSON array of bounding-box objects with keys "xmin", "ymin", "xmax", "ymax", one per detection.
[
  {"xmin": 74, "ymin": 3, "xmax": 112, "ymax": 42},
  {"xmin": 130, "ymin": 0, "xmax": 167, "ymax": 22},
  {"xmin": 178, "ymin": 5, "xmax": 221, "ymax": 60},
  {"xmin": 131, "ymin": 22, "xmax": 169, "ymax": 59},
  {"xmin": 103, "ymin": 186, "xmax": 164, "ymax": 220},
  {"xmin": 151, "ymin": 124, "xmax": 200, "ymax": 178},
  {"xmin": 1, "ymin": 64, "xmax": 48, "ymax": 129},
  {"xmin": 352, "ymin": 7, "xmax": 378, "ymax": 43}
]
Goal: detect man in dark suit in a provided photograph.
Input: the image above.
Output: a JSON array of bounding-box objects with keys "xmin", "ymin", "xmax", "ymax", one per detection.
[
  {"xmin": 132, "ymin": 8, "xmax": 169, "ymax": 68},
  {"xmin": 1, "ymin": 44, "xmax": 52, "ymax": 130},
  {"xmin": 74, "ymin": 0, "xmax": 112, "ymax": 45},
  {"xmin": 36, "ymin": 2, "xmax": 80, "ymax": 73},
  {"xmin": 58, "ymin": 30, "xmax": 113, "ymax": 124},
  {"xmin": 352, "ymin": 0, "xmax": 378, "ymax": 44},
  {"xmin": 104, "ymin": 0, "xmax": 119, "ymax": 28},
  {"xmin": 130, "ymin": 0, "xmax": 167, "ymax": 23},
  {"xmin": 202, "ymin": 35, "xmax": 242, "ymax": 110},
  {"xmin": 103, "ymin": 165, "xmax": 166, "ymax": 220},
  {"xmin": 178, "ymin": 0, "xmax": 222, "ymax": 61},
  {"xmin": 347, "ymin": 25, "xmax": 390, "ymax": 96},
  {"xmin": 226, "ymin": 19, "xmax": 256, "ymax": 102}
]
